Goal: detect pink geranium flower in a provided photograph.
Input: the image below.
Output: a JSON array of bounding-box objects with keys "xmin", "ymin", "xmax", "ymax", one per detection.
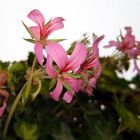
[
  {"xmin": 105, "ymin": 26, "xmax": 140, "ymax": 75},
  {"xmin": 27, "ymin": 9, "xmax": 64, "ymax": 65},
  {"xmin": 79, "ymin": 35, "xmax": 104, "ymax": 95},
  {"xmin": 104, "ymin": 27, "xmax": 135, "ymax": 54},
  {"xmin": 46, "ymin": 42, "xmax": 87, "ymax": 103}
]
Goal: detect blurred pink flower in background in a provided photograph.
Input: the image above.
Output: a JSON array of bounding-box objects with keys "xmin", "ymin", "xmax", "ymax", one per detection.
[
  {"xmin": 104, "ymin": 27, "xmax": 135, "ymax": 54},
  {"xmin": 105, "ymin": 26, "xmax": 140, "ymax": 75},
  {"xmin": 79, "ymin": 35, "xmax": 104, "ymax": 95}
]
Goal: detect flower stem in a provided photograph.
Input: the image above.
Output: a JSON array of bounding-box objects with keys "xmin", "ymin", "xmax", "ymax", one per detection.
[
  {"xmin": 3, "ymin": 57, "xmax": 36, "ymax": 138},
  {"xmin": 3, "ymin": 82, "xmax": 27, "ymax": 138},
  {"xmin": 31, "ymin": 56, "xmax": 37, "ymax": 72}
]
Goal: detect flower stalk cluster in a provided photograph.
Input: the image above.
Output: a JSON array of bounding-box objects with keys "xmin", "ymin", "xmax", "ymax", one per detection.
[{"xmin": 24, "ymin": 9, "xmax": 104, "ymax": 103}]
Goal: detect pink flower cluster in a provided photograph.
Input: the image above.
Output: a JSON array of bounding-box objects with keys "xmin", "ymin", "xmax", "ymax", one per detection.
[
  {"xmin": 0, "ymin": 72, "xmax": 9, "ymax": 117},
  {"xmin": 26, "ymin": 9, "xmax": 104, "ymax": 103},
  {"xmin": 105, "ymin": 27, "xmax": 140, "ymax": 74}
]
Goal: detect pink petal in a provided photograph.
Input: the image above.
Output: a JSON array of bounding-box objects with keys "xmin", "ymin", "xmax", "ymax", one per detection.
[
  {"xmin": 123, "ymin": 26, "xmax": 135, "ymax": 49},
  {"xmin": 30, "ymin": 26, "xmax": 40, "ymax": 40},
  {"xmin": 92, "ymin": 35, "xmax": 104, "ymax": 57},
  {"xmin": 123, "ymin": 35, "xmax": 135, "ymax": 49},
  {"xmin": 28, "ymin": 9, "xmax": 45, "ymax": 30},
  {"xmin": 50, "ymin": 79, "xmax": 63, "ymax": 101},
  {"xmin": 82, "ymin": 57, "xmax": 99, "ymax": 69},
  {"xmin": 50, "ymin": 17, "xmax": 64, "ymax": 25},
  {"xmin": 80, "ymin": 35, "xmax": 104, "ymax": 70},
  {"xmin": 96, "ymin": 63, "xmax": 102, "ymax": 78},
  {"xmin": 46, "ymin": 56, "xmax": 57, "ymax": 77},
  {"xmin": 125, "ymin": 26, "xmax": 132, "ymax": 35},
  {"xmin": 0, "ymin": 102, "xmax": 6, "ymax": 117},
  {"xmin": 104, "ymin": 41, "xmax": 121, "ymax": 48},
  {"xmin": 46, "ymin": 43, "xmax": 68, "ymax": 70},
  {"xmin": 34, "ymin": 42, "xmax": 44, "ymax": 65},
  {"xmin": 125, "ymin": 49, "xmax": 139, "ymax": 59},
  {"xmin": 81, "ymin": 35, "xmax": 103, "ymax": 70},
  {"xmin": 45, "ymin": 17, "xmax": 64, "ymax": 36},
  {"xmin": 90, "ymin": 77, "xmax": 97, "ymax": 87},
  {"xmin": 64, "ymin": 77, "xmax": 80, "ymax": 92},
  {"xmin": 63, "ymin": 92, "xmax": 73, "ymax": 103},
  {"xmin": 64, "ymin": 42, "xmax": 87, "ymax": 71}
]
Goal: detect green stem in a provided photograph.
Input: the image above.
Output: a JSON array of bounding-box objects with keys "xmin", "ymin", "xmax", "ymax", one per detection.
[
  {"xmin": 31, "ymin": 57, "xmax": 36, "ymax": 72},
  {"xmin": 3, "ymin": 57, "xmax": 36, "ymax": 138},
  {"xmin": 22, "ymin": 57, "xmax": 36, "ymax": 104},
  {"xmin": 3, "ymin": 82, "xmax": 27, "ymax": 138},
  {"xmin": 31, "ymin": 80, "xmax": 41, "ymax": 101}
]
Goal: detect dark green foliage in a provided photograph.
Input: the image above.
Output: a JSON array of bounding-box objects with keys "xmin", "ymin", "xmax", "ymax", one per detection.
[{"xmin": 1, "ymin": 48, "xmax": 140, "ymax": 139}]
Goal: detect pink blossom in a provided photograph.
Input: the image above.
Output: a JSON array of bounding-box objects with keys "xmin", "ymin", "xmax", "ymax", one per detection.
[
  {"xmin": 27, "ymin": 9, "xmax": 64, "ymax": 65},
  {"xmin": 81, "ymin": 35, "xmax": 104, "ymax": 70},
  {"xmin": 104, "ymin": 27, "xmax": 135, "ymax": 54},
  {"xmin": 46, "ymin": 42, "xmax": 87, "ymax": 103},
  {"xmin": 126, "ymin": 41, "xmax": 140, "ymax": 58},
  {"xmin": 105, "ymin": 26, "xmax": 140, "ymax": 75},
  {"xmin": 79, "ymin": 35, "xmax": 104, "ymax": 95}
]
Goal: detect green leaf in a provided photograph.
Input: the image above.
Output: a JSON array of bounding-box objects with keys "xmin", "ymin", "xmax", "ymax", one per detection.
[
  {"xmin": 40, "ymin": 79, "xmax": 50, "ymax": 97},
  {"xmin": 86, "ymin": 70, "xmax": 94, "ymax": 76},
  {"xmin": 51, "ymin": 122, "xmax": 76, "ymax": 140},
  {"xmin": 92, "ymin": 33, "xmax": 98, "ymax": 41},
  {"xmin": 23, "ymin": 38, "xmax": 36, "ymax": 44},
  {"xmin": 27, "ymin": 52, "xmax": 35, "ymax": 66},
  {"xmin": 67, "ymin": 33, "xmax": 90, "ymax": 55},
  {"xmin": 64, "ymin": 73, "xmax": 81, "ymax": 78},
  {"xmin": 63, "ymin": 81, "xmax": 72, "ymax": 92},
  {"xmin": 14, "ymin": 121, "xmax": 39, "ymax": 140},
  {"xmin": 22, "ymin": 21, "xmax": 34, "ymax": 38},
  {"xmin": 10, "ymin": 62, "xmax": 26, "ymax": 72},
  {"xmin": 115, "ymin": 104, "xmax": 140, "ymax": 133},
  {"xmin": 81, "ymin": 74, "xmax": 90, "ymax": 84},
  {"xmin": 81, "ymin": 36, "xmax": 90, "ymax": 45},
  {"xmin": 49, "ymin": 79, "xmax": 56, "ymax": 90},
  {"xmin": 67, "ymin": 42, "xmax": 76, "ymax": 55},
  {"xmin": 31, "ymin": 80, "xmax": 42, "ymax": 101},
  {"xmin": 22, "ymin": 78, "xmax": 32, "ymax": 105},
  {"xmin": 48, "ymin": 38, "xmax": 66, "ymax": 43},
  {"xmin": 0, "ymin": 61, "xmax": 10, "ymax": 71},
  {"xmin": 84, "ymin": 106, "xmax": 123, "ymax": 140}
]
